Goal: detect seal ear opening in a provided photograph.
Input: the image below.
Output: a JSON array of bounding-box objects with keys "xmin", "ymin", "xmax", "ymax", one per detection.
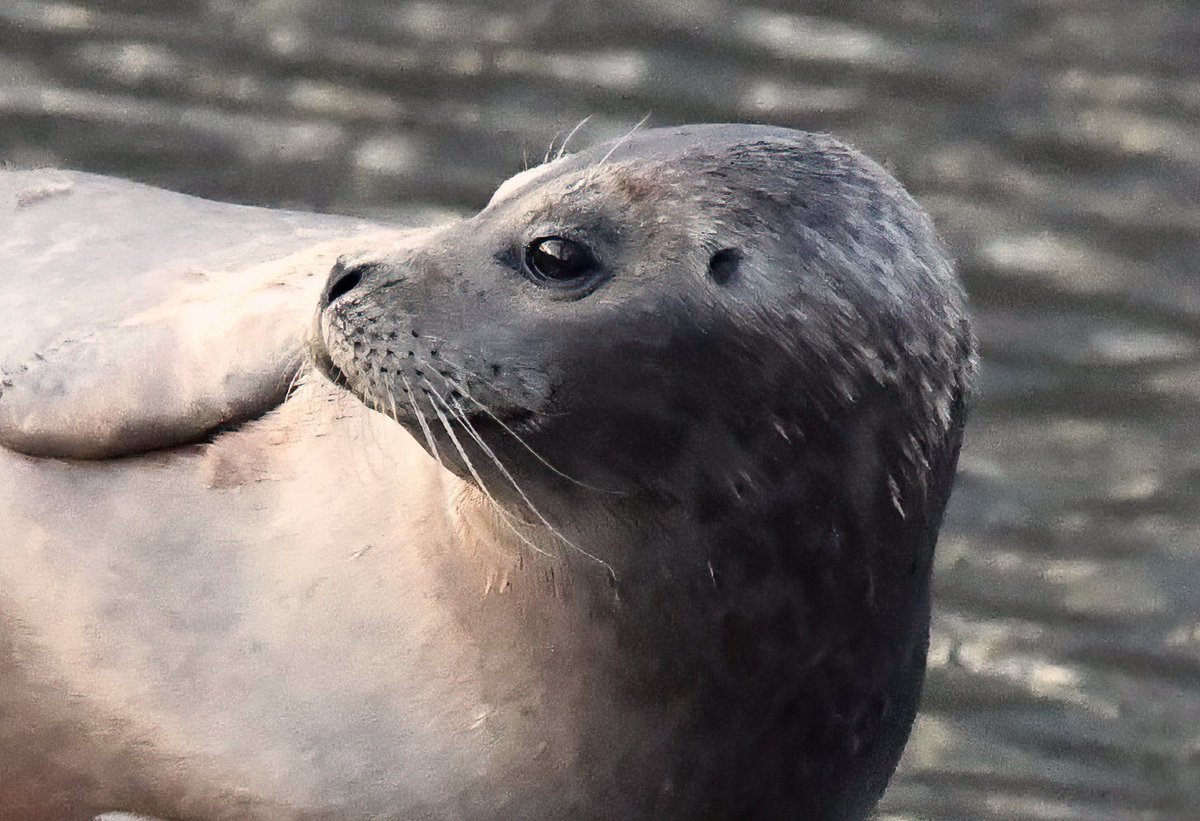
[{"xmin": 708, "ymin": 248, "xmax": 742, "ymax": 285}]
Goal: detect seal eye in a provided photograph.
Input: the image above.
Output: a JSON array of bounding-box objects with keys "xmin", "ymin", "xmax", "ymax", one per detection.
[{"xmin": 524, "ymin": 237, "xmax": 598, "ymax": 285}]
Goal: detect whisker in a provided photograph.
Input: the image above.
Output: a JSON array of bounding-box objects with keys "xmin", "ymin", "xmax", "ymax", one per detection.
[
  {"xmin": 462, "ymin": 394, "xmax": 622, "ymax": 494},
  {"xmin": 588, "ymin": 113, "xmax": 650, "ymax": 183},
  {"xmin": 411, "ymin": 355, "xmax": 620, "ymax": 494},
  {"xmin": 364, "ymin": 381, "xmax": 387, "ymax": 449},
  {"xmin": 284, "ymin": 361, "xmax": 306, "ymax": 400},
  {"xmin": 383, "ymin": 374, "xmax": 402, "ymax": 424},
  {"xmin": 556, "ymin": 114, "xmax": 593, "ymax": 160},
  {"xmin": 400, "ymin": 373, "xmax": 443, "ymax": 466},
  {"xmin": 426, "ymin": 380, "xmax": 616, "ymax": 581},
  {"xmin": 543, "ymin": 128, "xmax": 564, "ymax": 165},
  {"xmin": 280, "ymin": 343, "xmax": 312, "ymax": 400},
  {"xmin": 425, "ymin": 386, "xmax": 557, "ymax": 561}
]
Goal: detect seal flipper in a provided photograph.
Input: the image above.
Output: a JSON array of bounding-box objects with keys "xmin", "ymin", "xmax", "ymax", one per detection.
[
  {"xmin": 0, "ymin": 170, "xmax": 402, "ymax": 459},
  {"xmin": 0, "ymin": 268, "xmax": 308, "ymax": 459}
]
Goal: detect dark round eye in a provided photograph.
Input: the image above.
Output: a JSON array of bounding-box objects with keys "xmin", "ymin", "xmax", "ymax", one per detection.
[{"xmin": 524, "ymin": 237, "xmax": 598, "ymax": 285}]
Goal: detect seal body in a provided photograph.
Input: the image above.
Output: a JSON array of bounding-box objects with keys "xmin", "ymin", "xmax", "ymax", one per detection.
[{"xmin": 0, "ymin": 125, "xmax": 974, "ymax": 820}]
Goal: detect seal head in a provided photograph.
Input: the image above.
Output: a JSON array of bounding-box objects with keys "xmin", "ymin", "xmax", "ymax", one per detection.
[{"xmin": 313, "ymin": 124, "xmax": 975, "ymax": 817}]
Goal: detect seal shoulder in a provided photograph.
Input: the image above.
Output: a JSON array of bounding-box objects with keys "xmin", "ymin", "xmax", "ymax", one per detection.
[{"xmin": 0, "ymin": 170, "xmax": 400, "ymax": 459}]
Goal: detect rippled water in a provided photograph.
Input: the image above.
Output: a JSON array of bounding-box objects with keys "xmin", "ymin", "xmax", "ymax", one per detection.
[{"xmin": 3, "ymin": 1, "xmax": 1199, "ymax": 818}]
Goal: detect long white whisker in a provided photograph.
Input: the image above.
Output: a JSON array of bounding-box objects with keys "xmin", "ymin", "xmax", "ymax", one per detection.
[
  {"xmin": 281, "ymin": 342, "xmax": 314, "ymax": 400},
  {"xmin": 365, "ymin": 382, "xmax": 388, "ymax": 449},
  {"xmin": 543, "ymin": 129, "xmax": 564, "ymax": 165},
  {"xmin": 383, "ymin": 374, "xmax": 403, "ymax": 424},
  {"xmin": 426, "ymin": 380, "xmax": 616, "ymax": 581},
  {"xmin": 412, "ymin": 355, "xmax": 619, "ymax": 494},
  {"xmin": 463, "ymin": 394, "xmax": 623, "ymax": 494},
  {"xmin": 556, "ymin": 114, "xmax": 593, "ymax": 160},
  {"xmin": 588, "ymin": 113, "xmax": 650, "ymax": 183},
  {"xmin": 285, "ymin": 363, "xmax": 306, "ymax": 399},
  {"xmin": 400, "ymin": 373, "xmax": 443, "ymax": 466},
  {"xmin": 425, "ymin": 387, "xmax": 556, "ymax": 561}
]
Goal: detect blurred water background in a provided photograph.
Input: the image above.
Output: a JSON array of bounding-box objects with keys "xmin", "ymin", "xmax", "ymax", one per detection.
[{"xmin": 3, "ymin": 1, "xmax": 1199, "ymax": 818}]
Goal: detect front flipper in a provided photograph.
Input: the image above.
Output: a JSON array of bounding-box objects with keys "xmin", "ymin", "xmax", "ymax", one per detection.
[{"xmin": 0, "ymin": 170, "xmax": 408, "ymax": 459}]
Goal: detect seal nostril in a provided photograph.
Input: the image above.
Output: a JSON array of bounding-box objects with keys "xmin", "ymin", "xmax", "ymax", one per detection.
[{"xmin": 327, "ymin": 268, "xmax": 364, "ymax": 304}]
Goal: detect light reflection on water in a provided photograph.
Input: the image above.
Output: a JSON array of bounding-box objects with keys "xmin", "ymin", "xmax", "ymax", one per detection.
[{"xmin": 3, "ymin": 1, "xmax": 1199, "ymax": 817}]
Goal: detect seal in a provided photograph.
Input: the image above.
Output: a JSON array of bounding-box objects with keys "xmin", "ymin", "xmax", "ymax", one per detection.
[{"xmin": 0, "ymin": 124, "xmax": 974, "ymax": 821}]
